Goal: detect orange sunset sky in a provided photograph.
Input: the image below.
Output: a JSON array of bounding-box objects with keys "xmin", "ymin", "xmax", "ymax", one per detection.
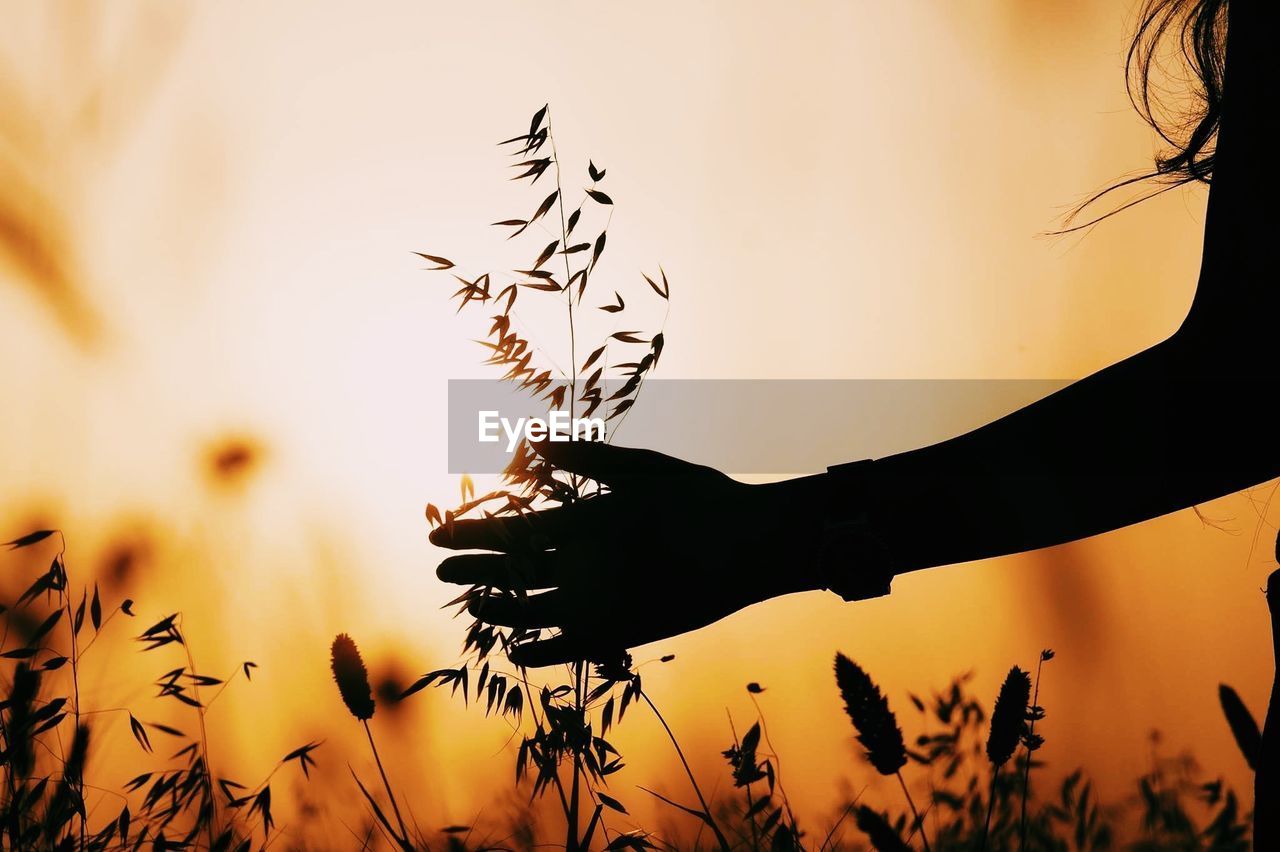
[{"xmin": 1, "ymin": 0, "xmax": 1272, "ymax": 841}]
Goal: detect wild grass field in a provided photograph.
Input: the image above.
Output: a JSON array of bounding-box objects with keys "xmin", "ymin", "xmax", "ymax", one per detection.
[{"xmin": 2, "ymin": 524, "xmax": 1271, "ymax": 850}]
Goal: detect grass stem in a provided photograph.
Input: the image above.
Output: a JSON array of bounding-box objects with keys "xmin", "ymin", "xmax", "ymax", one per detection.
[
  {"xmin": 1019, "ymin": 656, "xmax": 1047, "ymax": 850},
  {"xmin": 896, "ymin": 770, "xmax": 932, "ymax": 852},
  {"xmin": 363, "ymin": 720, "xmax": 410, "ymax": 846},
  {"xmin": 981, "ymin": 772, "xmax": 998, "ymax": 851},
  {"xmin": 641, "ymin": 690, "xmax": 731, "ymax": 852}
]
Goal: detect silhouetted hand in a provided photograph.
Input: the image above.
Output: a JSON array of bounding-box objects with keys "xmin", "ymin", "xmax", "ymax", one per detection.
[{"xmin": 430, "ymin": 441, "xmax": 825, "ymax": 667}]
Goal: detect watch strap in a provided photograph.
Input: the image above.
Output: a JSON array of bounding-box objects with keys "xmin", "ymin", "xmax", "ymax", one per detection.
[{"xmin": 819, "ymin": 459, "xmax": 896, "ymax": 602}]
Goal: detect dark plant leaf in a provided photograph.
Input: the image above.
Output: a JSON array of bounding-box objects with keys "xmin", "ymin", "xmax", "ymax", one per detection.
[
  {"xmin": 414, "ymin": 253, "xmax": 454, "ymax": 270},
  {"xmin": 855, "ymin": 806, "xmax": 911, "ymax": 852},
  {"xmin": 534, "ymin": 240, "xmax": 558, "ymax": 270},
  {"xmin": 30, "ymin": 608, "xmax": 63, "ymax": 643},
  {"xmin": 91, "ymin": 583, "xmax": 102, "ymax": 631},
  {"xmin": 129, "ymin": 713, "xmax": 153, "ymax": 753},
  {"xmin": 529, "ymin": 104, "xmax": 548, "ymax": 137},
  {"xmin": 581, "ymin": 346, "xmax": 607, "ymax": 374},
  {"xmin": 643, "ymin": 269, "xmax": 670, "ymax": 300},
  {"xmin": 590, "ymin": 232, "xmax": 607, "ymax": 270},
  {"xmin": 4, "ymin": 530, "xmax": 55, "ymax": 549},
  {"xmin": 1219, "ymin": 683, "xmax": 1262, "ymax": 770},
  {"xmin": 598, "ymin": 793, "xmax": 628, "ymax": 814},
  {"xmin": 532, "ymin": 191, "xmax": 559, "ymax": 223}
]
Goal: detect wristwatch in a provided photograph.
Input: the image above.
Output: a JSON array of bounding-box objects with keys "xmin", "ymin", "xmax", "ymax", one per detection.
[{"xmin": 818, "ymin": 459, "xmax": 897, "ymax": 602}]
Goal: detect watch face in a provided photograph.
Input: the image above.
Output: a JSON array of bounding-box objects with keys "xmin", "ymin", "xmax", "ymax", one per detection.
[{"xmin": 822, "ymin": 523, "xmax": 894, "ymax": 602}]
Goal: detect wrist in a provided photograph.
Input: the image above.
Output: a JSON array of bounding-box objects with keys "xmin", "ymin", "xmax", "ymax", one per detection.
[
  {"xmin": 817, "ymin": 460, "xmax": 897, "ymax": 602},
  {"xmin": 754, "ymin": 475, "xmax": 827, "ymax": 594}
]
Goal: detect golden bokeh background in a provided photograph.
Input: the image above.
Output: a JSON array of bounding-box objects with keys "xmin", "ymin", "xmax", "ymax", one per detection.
[{"xmin": 1, "ymin": 0, "xmax": 1272, "ymax": 842}]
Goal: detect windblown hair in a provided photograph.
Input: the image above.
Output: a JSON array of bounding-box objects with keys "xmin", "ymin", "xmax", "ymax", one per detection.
[{"xmin": 1064, "ymin": 0, "xmax": 1229, "ymax": 228}]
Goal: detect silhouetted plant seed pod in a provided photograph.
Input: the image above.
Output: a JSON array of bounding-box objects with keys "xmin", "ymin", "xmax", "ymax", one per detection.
[
  {"xmin": 855, "ymin": 806, "xmax": 912, "ymax": 852},
  {"xmin": 331, "ymin": 633, "xmax": 375, "ymax": 721},
  {"xmin": 987, "ymin": 666, "xmax": 1031, "ymax": 767},
  {"xmin": 834, "ymin": 653, "xmax": 907, "ymax": 776}
]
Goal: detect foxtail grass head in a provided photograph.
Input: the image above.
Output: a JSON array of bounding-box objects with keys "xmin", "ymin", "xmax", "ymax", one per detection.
[
  {"xmin": 987, "ymin": 666, "xmax": 1031, "ymax": 767},
  {"xmin": 834, "ymin": 652, "xmax": 906, "ymax": 776},
  {"xmin": 331, "ymin": 634, "xmax": 375, "ymax": 721}
]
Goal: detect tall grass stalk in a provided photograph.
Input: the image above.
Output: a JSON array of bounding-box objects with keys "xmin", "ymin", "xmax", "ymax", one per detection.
[
  {"xmin": 834, "ymin": 653, "xmax": 931, "ymax": 852},
  {"xmin": 567, "ymin": 660, "xmax": 584, "ymax": 851},
  {"xmin": 983, "ymin": 665, "xmax": 1030, "ymax": 850},
  {"xmin": 747, "ymin": 688, "xmax": 799, "ymax": 835},
  {"xmin": 53, "ymin": 532, "xmax": 88, "ymax": 849},
  {"xmin": 895, "ymin": 771, "xmax": 930, "ymax": 852},
  {"xmin": 364, "ymin": 719, "xmax": 410, "ymax": 844},
  {"xmin": 4, "ymin": 529, "xmax": 320, "ymax": 848},
  {"xmin": 179, "ymin": 614, "xmax": 219, "ymax": 848},
  {"xmin": 1019, "ymin": 650, "xmax": 1053, "ymax": 850},
  {"xmin": 332, "ymin": 633, "xmax": 410, "ymax": 846},
  {"xmin": 413, "ymin": 102, "xmax": 671, "ymax": 848},
  {"xmin": 641, "ymin": 690, "xmax": 731, "ymax": 852}
]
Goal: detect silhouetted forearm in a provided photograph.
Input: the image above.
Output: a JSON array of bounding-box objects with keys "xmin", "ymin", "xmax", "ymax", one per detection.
[
  {"xmin": 833, "ymin": 0, "xmax": 1278, "ymax": 575},
  {"xmin": 850, "ymin": 338, "xmax": 1279, "ymax": 573}
]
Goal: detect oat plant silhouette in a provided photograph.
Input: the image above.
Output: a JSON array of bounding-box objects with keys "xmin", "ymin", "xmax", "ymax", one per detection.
[
  {"xmin": 834, "ymin": 650, "xmax": 1252, "ymax": 852},
  {"xmin": 1018, "ymin": 650, "xmax": 1053, "ymax": 849},
  {"xmin": 331, "ymin": 633, "xmax": 413, "ymax": 850},
  {"xmin": 982, "ymin": 666, "xmax": 1029, "ymax": 850},
  {"xmin": 834, "ymin": 652, "xmax": 931, "ymax": 852},
  {"xmin": 2, "ymin": 529, "xmax": 321, "ymax": 850},
  {"xmin": 404, "ymin": 104, "xmax": 704, "ymax": 852},
  {"xmin": 716, "ymin": 684, "xmax": 802, "ymax": 850}
]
